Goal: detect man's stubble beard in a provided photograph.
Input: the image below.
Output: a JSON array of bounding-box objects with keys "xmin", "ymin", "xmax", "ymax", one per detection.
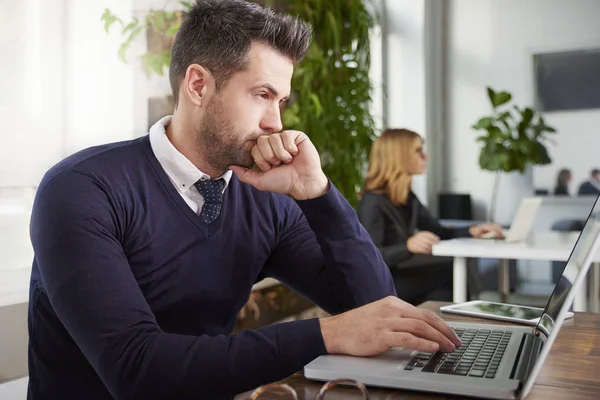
[{"xmin": 195, "ymin": 96, "xmax": 258, "ymax": 174}]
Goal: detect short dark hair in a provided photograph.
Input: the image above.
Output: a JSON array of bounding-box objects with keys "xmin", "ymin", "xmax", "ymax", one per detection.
[
  {"xmin": 169, "ymin": 0, "xmax": 313, "ymax": 106},
  {"xmin": 592, "ymin": 169, "xmax": 600, "ymax": 177}
]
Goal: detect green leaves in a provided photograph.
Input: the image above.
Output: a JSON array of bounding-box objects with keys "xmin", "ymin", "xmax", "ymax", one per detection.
[
  {"xmin": 472, "ymin": 117, "xmax": 493, "ymax": 130},
  {"xmin": 282, "ymin": 103, "xmax": 302, "ymax": 127},
  {"xmin": 473, "ymin": 87, "xmax": 556, "ymax": 174},
  {"xmin": 272, "ymin": 0, "xmax": 377, "ymax": 207},
  {"xmin": 101, "ymin": 8, "xmax": 180, "ymax": 67},
  {"xmin": 122, "ymin": 18, "xmax": 139, "ymax": 35},
  {"xmin": 179, "ymin": 1, "xmax": 194, "ymax": 11},
  {"xmin": 166, "ymin": 23, "xmax": 180, "ymax": 36},
  {"xmin": 100, "ymin": 9, "xmax": 122, "ymax": 33},
  {"xmin": 487, "ymin": 87, "xmax": 512, "ymax": 108},
  {"xmin": 118, "ymin": 42, "xmax": 130, "ymax": 62},
  {"xmin": 141, "ymin": 51, "xmax": 170, "ymax": 76}
]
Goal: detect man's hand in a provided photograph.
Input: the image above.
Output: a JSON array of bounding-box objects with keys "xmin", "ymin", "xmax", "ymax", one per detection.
[
  {"xmin": 320, "ymin": 296, "xmax": 461, "ymax": 356},
  {"xmin": 469, "ymin": 223, "xmax": 504, "ymax": 239},
  {"xmin": 407, "ymin": 231, "xmax": 440, "ymax": 254},
  {"xmin": 229, "ymin": 130, "xmax": 329, "ymax": 199}
]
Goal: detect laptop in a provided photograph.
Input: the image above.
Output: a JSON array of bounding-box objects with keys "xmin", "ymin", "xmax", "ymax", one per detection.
[
  {"xmin": 304, "ymin": 196, "xmax": 600, "ymax": 400},
  {"xmin": 479, "ymin": 197, "xmax": 543, "ymax": 243}
]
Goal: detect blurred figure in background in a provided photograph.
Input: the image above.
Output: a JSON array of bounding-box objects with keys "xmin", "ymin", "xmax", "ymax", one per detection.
[
  {"xmin": 357, "ymin": 129, "xmax": 503, "ymax": 305},
  {"xmin": 554, "ymin": 168, "xmax": 572, "ymax": 196},
  {"xmin": 578, "ymin": 168, "xmax": 600, "ymax": 195}
]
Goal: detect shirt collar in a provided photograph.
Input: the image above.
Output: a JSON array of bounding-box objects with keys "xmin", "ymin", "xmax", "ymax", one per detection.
[{"xmin": 149, "ymin": 115, "xmax": 232, "ymax": 193}]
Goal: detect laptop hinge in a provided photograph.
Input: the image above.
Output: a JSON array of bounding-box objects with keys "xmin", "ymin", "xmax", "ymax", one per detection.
[{"xmin": 511, "ymin": 333, "xmax": 543, "ymax": 382}]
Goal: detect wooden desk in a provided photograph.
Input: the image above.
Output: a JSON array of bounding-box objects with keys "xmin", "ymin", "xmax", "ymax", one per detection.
[{"xmin": 249, "ymin": 301, "xmax": 600, "ymax": 400}]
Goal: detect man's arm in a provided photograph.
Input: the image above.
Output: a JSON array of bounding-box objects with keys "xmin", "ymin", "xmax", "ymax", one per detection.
[
  {"xmin": 31, "ymin": 171, "xmax": 327, "ymax": 399},
  {"xmin": 261, "ymin": 183, "xmax": 397, "ymax": 315},
  {"xmin": 230, "ymin": 130, "xmax": 461, "ymax": 364}
]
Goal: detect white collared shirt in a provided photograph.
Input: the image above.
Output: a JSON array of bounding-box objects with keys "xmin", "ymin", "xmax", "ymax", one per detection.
[{"xmin": 149, "ymin": 115, "xmax": 232, "ymax": 215}]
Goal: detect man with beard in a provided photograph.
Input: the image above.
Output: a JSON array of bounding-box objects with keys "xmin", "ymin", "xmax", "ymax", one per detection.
[{"xmin": 27, "ymin": 1, "xmax": 460, "ymax": 399}]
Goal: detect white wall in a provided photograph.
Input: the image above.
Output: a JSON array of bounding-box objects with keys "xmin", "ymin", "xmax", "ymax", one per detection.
[
  {"xmin": 0, "ymin": 0, "xmax": 65, "ymax": 188},
  {"xmin": 383, "ymin": 0, "xmax": 428, "ymax": 202},
  {"xmin": 0, "ymin": 0, "xmax": 136, "ymax": 188},
  {"xmin": 534, "ymin": 110, "xmax": 600, "ymax": 194},
  {"xmin": 445, "ymin": 0, "xmax": 600, "ymax": 223},
  {"xmin": 63, "ymin": 0, "xmax": 136, "ymax": 155}
]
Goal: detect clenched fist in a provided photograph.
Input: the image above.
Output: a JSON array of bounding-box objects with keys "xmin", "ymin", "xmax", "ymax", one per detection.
[{"xmin": 229, "ymin": 130, "xmax": 329, "ymax": 200}]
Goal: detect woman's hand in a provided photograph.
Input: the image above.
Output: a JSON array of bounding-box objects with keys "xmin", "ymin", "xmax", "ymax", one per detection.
[
  {"xmin": 407, "ymin": 231, "xmax": 440, "ymax": 254},
  {"xmin": 469, "ymin": 223, "xmax": 504, "ymax": 239}
]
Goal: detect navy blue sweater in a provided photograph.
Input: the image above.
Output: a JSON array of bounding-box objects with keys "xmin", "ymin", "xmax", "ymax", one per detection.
[{"xmin": 27, "ymin": 135, "xmax": 396, "ymax": 399}]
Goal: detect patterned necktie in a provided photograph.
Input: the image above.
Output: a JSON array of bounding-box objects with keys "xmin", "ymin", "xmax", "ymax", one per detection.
[{"xmin": 194, "ymin": 178, "xmax": 225, "ymax": 224}]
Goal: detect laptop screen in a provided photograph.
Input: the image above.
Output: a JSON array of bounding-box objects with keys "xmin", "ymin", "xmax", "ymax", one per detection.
[{"xmin": 536, "ymin": 196, "xmax": 600, "ymax": 337}]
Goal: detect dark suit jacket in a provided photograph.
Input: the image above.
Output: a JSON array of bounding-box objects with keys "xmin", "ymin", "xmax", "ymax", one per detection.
[
  {"xmin": 578, "ymin": 181, "xmax": 600, "ymax": 195},
  {"xmin": 554, "ymin": 185, "xmax": 569, "ymax": 196},
  {"xmin": 357, "ymin": 191, "xmax": 471, "ymax": 271}
]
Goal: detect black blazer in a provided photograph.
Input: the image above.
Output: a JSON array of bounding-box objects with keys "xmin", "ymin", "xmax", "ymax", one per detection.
[
  {"xmin": 578, "ymin": 181, "xmax": 600, "ymax": 195},
  {"xmin": 357, "ymin": 191, "xmax": 471, "ymax": 270},
  {"xmin": 554, "ymin": 185, "xmax": 569, "ymax": 196}
]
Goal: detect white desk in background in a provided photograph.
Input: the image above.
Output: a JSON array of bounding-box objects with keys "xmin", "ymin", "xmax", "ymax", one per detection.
[
  {"xmin": 432, "ymin": 231, "xmax": 600, "ymax": 312},
  {"xmin": 0, "ymin": 377, "xmax": 28, "ymax": 399},
  {"xmin": 0, "ymin": 268, "xmax": 30, "ymax": 308}
]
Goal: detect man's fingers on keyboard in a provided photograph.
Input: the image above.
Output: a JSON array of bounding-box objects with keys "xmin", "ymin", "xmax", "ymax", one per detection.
[
  {"xmin": 393, "ymin": 318, "xmax": 455, "ymax": 353},
  {"xmin": 402, "ymin": 307, "xmax": 462, "ymax": 348},
  {"xmin": 386, "ymin": 332, "xmax": 440, "ymax": 353}
]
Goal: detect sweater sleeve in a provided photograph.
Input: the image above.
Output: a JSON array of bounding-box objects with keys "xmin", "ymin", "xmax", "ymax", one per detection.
[
  {"xmin": 30, "ymin": 170, "xmax": 327, "ymax": 400},
  {"xmin": 356, "ymin": 194, "xmax": 412, "ymax": 266},
  {"xmin": 262, "ymin": 182, "xmax": 397, "ymax": 314}
]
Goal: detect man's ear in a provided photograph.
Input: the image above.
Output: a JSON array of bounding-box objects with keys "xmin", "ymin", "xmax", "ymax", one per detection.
[{"xmin": 183, "ymin": 64, "xmax": 212, "ymax": 107}]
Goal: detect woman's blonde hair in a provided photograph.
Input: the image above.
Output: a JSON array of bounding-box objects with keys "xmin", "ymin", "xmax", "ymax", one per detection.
[{"xmin": 362, "ymin": 128, "xmax": 423, "ymax": 205}]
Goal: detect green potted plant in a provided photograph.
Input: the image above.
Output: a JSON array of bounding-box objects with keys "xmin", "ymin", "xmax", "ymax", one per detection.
[
  {"xmin": 101, "ymin": 0, "xmax": 378, "ymax": 208},
  {"xmin": 472, "ymin": 87, "xmax": 557, "ymax": 222}
]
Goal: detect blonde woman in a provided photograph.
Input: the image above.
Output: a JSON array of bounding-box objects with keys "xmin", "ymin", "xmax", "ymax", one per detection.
[{"xmin": 357, "ymin": 129, "xmax": 503, "ymax": 304}]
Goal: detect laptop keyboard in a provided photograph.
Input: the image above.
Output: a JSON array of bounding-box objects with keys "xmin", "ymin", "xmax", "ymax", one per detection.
[{"xmin": 404, "ymin": 328, "xmax": 512, "ymax": 378}]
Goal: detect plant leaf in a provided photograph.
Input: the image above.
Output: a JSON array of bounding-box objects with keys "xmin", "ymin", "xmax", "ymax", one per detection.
[
  {"xmin": 542, "ymin": 125, "xmax": 557, "ymax": 133},
  {"xmin": 326, "ymin": 11, "xmax": 341, "ymax": 55},
  {"xmin": 472, "ymin": 117, "xmax": 493, "ymax": 130},
  {"xmin": 309, "ymin": 93, "xmax": 324, "ymax": 117},
  {"xmin": 101, "ymin": 9, "xmax": 121, "ymax": 33},
  {"xmin": 282, "ymin": 103, "xmax": 301, "ymax": 127},
  {"xmin": 521, "ymin": 107, "xmax": 534, "ymax": 125},
  {"xmin": 492, "ymin": 90, "xmax": 512, "ymax": 108},
  {"xmin": 166, "ymin": 23, "xmax": 180, "ymax": 36},
  {"xmin": 497, "ymin": 111, "xmax": 512, "ymax": 121},
  {"xmin": 487, "ymin": 87, "xmax": 497, "ymax": 106},
  {"xmin": 118, "ymin": 42, "xmax": 130, "ymax": 63},
  {"xmin": 532, "ymin": 116, "xmax": 557, "ymax": 137},
  {"xmin": 154, "ymin": 12, "xmax": 165, "ymax": 30},
  {"xmin": 122, "ymin": 18, "xmax": 139, "ymax": 35},
  {"xmin": 179, "ymin": 1, "xmax": 194, "ymax": 11},
  {"xmin": 532, "ymin": 142, "xmax": 551, "ymax": 165},
  {"xmin": 127, "ymin": 25, "xmax": 144, "ymax": 43},
  {"xmin": 487, "ymin": 126, "xmax": 504, "ymax": 141},
  {"xmin": 141, "ymin": 52, "xmax": 167, "ymax": 76}
]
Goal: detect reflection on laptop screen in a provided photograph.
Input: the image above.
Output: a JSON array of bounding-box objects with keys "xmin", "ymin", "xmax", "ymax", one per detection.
[{"xmin": 536, "ymin": 197, "xmax": 600, "ymax": 336}]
